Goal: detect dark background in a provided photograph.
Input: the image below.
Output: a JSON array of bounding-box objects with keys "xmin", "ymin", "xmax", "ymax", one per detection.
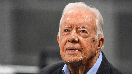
[{"xmin": 0, "ymin": 0, "xmax": 132, "ymax": 74}]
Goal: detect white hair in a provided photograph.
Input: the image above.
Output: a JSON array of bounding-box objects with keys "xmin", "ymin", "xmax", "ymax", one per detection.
[{"xmin": 58, "ymin": 2, "xmax": 104, "ymax": 40}]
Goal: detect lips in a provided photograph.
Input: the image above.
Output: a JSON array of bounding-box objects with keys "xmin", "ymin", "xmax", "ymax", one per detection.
[{"xmin": 66, "ymin": 47, "xmax": 80, "ymax": 51}]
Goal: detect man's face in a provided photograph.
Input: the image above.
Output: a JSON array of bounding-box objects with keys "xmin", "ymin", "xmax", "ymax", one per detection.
[{"xmin": 57, "ymin": 8, "xmax": 99, "ymax": 63}]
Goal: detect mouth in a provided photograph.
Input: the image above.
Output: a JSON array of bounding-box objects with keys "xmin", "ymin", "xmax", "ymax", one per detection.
[{"xmin": 66, "ymin": 47, "xmax": 80, "ymax": 52}]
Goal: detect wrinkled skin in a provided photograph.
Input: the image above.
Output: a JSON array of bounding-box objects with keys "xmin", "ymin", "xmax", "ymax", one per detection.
[{"xmin": 57, "ymin": 7, "xmax": 104, "ymax": 74}]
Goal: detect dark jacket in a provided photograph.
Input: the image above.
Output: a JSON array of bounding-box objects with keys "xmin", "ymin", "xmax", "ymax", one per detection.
[{"xmin": 40, "ymin": 52, "xmax": 123, "ymax": 74}]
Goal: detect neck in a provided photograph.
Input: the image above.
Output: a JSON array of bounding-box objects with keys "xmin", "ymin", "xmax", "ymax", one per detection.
[{"xmin": 67, "ymin": 52, "xmax": 100, "ymax": 74}]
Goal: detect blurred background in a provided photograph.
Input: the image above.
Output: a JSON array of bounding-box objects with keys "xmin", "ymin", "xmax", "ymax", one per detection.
[{"xmin": 0, "ymin": 0, "xmax": 132, "ymax": 74}]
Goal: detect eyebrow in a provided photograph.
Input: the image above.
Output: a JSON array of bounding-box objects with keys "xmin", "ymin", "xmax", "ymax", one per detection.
[
  {"xmin": 64, "ymin": 25, "xmax": 72, "ymax": 28},
  {"xmin": 78, "ymin": 26, "xmax": 87, "ymax": 29}
]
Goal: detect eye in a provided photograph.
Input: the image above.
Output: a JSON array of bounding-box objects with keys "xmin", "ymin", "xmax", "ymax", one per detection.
[
  {"xmin": 81, "ymin": 30, "xmax": 87, "ymax": 33},
  {"xmin": 64, "ymin": 29, "xmax": 69, "ymax": 32}
]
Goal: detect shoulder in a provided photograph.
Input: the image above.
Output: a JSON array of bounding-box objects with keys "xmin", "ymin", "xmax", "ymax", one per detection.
[
  {"xmin": 39, "ymin": 61, "xmax": 64, "ymax": 74},
  {"xmin": 97, "ymin": 52, "xmax": 123, "ymax": 74}
]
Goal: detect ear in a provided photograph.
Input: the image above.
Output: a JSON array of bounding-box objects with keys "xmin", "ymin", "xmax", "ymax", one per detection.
[
  {"xmin": 57, "ymin": 35, "xmax": 60, "ymax": 43},
  {"xmin": 97, "ymin": 37, "xmax": 104, "ymax": 52}
]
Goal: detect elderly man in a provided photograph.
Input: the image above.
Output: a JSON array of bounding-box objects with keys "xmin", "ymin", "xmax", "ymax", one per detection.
[{"xmin": 40, "ymin": 2, "xmax": 122, "ymax": 74}]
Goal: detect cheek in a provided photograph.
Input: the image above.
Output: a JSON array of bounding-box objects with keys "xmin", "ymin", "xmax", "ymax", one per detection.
[
  {"xmin": 79, "ymin": 38, "xmax": 94, "ymax": 56},
  {"xmin": 80, "ymin": 38, "xmax": 92, "ymax": 51},
  {"xmin": 59, "ymin": 39, "xmax": 66, "ymax": 47},
  {"xmin": 59, "ymin": 36, "xmax": 67, "ymax": 52},
  {"xmin": 83, "ymin": 43, "xmax": 93, "ymax": 56}
]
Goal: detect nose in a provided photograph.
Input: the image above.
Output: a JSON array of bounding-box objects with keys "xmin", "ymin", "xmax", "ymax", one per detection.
[{"xmin": 67, "ymin": 30, "xmax": 79, "ymax": 43}]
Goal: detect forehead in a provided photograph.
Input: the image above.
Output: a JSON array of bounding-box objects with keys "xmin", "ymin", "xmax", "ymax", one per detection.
[{"xmin": 61, "ymin": 7, "xmax": 96, "ymax": 28}]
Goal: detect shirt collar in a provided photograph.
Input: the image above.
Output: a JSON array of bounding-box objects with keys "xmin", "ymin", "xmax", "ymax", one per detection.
[{"xmin": 62, "ymin": 51, "xmax": 102, "ymax": 74}]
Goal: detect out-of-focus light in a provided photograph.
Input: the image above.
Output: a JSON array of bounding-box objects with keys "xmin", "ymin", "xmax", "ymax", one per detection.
[
  {"xmin": 0, "ymin": 65, "xmax": 15, "ymax": 74},
  {"xmin": 0, "ymin": 65, "xmax": 40, "ymax": 74}
]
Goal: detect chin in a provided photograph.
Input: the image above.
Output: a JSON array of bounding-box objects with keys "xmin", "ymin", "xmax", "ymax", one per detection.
[{"xmin": 62, "ymin": 56, "xmax": 84, "ymax": 64}]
